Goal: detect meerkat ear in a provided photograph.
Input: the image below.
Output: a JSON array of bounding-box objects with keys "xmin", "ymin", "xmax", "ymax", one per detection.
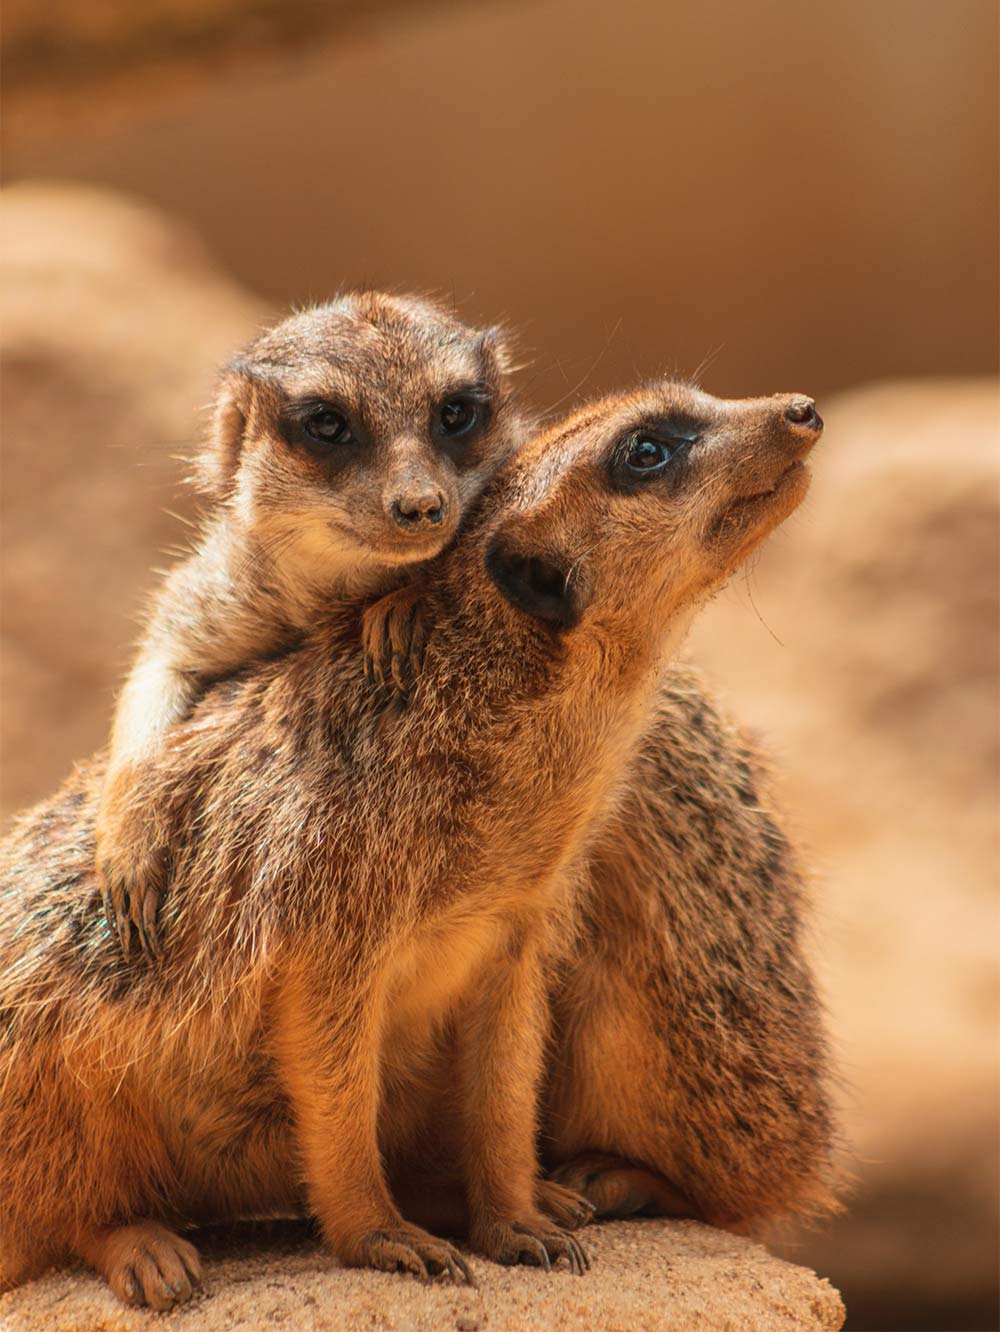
[
  {"xmin": 478, "ymin": 325, "xmax": 517, "ymax": 378},
  {"xmin": 196, "ymin": 363, "xmax": 256, "ymax": 499},
  {"xmin": 485, "ymin": 536, "xmax": 586, "ymax": 630}
]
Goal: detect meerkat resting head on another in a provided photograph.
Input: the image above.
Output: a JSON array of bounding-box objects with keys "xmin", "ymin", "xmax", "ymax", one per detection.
[
  {"xmin": 202, "ymin": 293, "xmax": 524, "ymax": 592},
  {"xmin": 98, "ymin": 293, "xmax": 528, "ymax": 959}
]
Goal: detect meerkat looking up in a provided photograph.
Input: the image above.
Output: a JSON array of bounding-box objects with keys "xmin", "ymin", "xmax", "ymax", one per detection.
[{"xmin": 97, "ymin": 293, "xmax": 528, "ymax": 958}]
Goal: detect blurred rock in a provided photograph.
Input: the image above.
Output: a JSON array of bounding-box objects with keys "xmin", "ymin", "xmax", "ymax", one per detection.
[
  {"xmin": 4, "ymin": 0, "xmax": 444, "ymax": 143},
  {"xmin": 0, "ymin": 1218, "xmax": 845, "ymax": 1332},
  {"xmin": 0, "ymin": 182, "xmax": 266, "ymax": 815}
]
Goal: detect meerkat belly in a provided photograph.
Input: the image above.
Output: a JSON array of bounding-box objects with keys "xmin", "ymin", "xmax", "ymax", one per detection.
[
  {"xmin": 382, "ymin": 909, "xmax": 507, "ymax": 1067},
  {"xmin": 377, "ymin": 909, "xmax": 507, "ymax": 1168}
]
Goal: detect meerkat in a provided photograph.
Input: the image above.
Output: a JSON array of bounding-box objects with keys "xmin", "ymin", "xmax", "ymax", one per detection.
[
  {"xmin": 542, "ymin": 662, "xmax": 839, "ymax": 1228},
  {"xmin": 0, "ymin": 378, "xmax": 820, "ymax": 1308},
  {"xmin": 93, "ymin": 300, "xmax": 834, "ymax": 1231},
  {"xmin": 97, "ymin": 292, "xmax": 529, "ymax": 960},
  {"xmin": 369, "ymin": 401, "xmax": 839, "ymax": 1236}
]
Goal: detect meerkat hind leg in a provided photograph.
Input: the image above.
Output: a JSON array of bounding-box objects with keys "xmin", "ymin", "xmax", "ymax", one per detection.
[
  {"xmin": 550, "ymin": 1154, "xmax": 698, "ymax": 1220},
  {"xmin": 73, "ymin": 1220, "xmax": 202, "ymax": 1310}
]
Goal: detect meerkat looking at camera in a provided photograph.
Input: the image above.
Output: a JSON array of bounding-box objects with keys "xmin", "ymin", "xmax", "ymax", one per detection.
[{"xmin": 97, "ymin": 293, "xmax": 529, "ymax": 958}]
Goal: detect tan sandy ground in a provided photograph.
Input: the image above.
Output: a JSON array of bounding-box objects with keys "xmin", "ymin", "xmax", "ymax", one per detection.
[{"xmin": 0, "ymin": 1220, "xmax": 844, "ymax": 1333}]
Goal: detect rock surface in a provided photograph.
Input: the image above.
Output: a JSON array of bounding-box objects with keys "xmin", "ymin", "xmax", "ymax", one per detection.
[{"xmin": 0, "ymin": 1220, "xmax": 845, "ymax": 1332}]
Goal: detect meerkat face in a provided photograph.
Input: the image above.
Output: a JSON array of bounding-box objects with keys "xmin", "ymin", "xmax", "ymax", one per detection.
[
  {"xmin": 485, "ymin": 379, "xmax": 822, "ymax": 640},
  {"xmin": 201, "ymin": 294, "xmax": 528, "ymax": 586}
]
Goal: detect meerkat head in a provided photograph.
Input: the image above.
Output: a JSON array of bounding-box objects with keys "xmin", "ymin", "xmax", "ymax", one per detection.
[
  {"xmin": 483, "ymin": 380, "xmax": 822, "ymax": 649},
  {"xmin": 199, "ymin": 293, "xmax": 528, "ymax": 587}
]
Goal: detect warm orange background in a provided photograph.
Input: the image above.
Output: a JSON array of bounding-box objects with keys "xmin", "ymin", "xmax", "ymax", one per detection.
[
  {"xmin": 5, "ymin": 0, "xmax": 998, "ymax": 404},
  {"xmin": 3, "ymin": 3, "xmax": 998, "ymax": 1330}
]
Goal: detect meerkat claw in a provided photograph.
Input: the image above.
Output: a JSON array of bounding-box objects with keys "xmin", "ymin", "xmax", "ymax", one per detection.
[
  {"xmin": 537, "ymin": 1178, "xmax": 596, "ymax": 1230},
  {"xmin": 113, "ymin": 896, "xmax": 134, "ymax": 959},
  {"xmin": 140, "ymin": 891, "xmax": 162, "ymax": 960}
]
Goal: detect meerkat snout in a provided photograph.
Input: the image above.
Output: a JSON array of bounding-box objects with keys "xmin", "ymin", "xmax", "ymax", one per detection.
[
  {"xmin": 766, "ymin": 392, "xmax": 824, "ymax": 478},
  {"xmin": 783, "ymin": 394, "xmax": 822, "ymax": 430},
  {"xmin": 390, "ymin": 487, "xmax": 447, "ymax": 529},
  {"xmin": 698, "ymin": 389, "xmax": 820, "ymax": 503}
]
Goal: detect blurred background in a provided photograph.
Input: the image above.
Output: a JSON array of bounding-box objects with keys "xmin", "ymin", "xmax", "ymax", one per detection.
[{"xmin": 2, "ymin": 1, "xmax": 997, "ymax": 1329}]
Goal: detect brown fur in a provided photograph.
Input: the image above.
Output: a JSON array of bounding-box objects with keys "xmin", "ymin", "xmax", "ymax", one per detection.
[
  {"xmin": 382, "ymin": 669, "xmax": 841, "ymax": 1239},
  {"xmin": 543, "ymin": 666, "xmax": 840, "ymax": 1227},
  {"xmin": 97, "ymin": 293, "xmax": 529, "ymax": 959},
  {"xmin": 0, "ymin": 380, "xmax": 819, "ymax": 1305}
]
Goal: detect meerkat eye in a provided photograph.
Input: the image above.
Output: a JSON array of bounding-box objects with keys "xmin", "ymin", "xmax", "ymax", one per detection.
[
  {"xmin": 437, "ymin": 396, "xmax": 480, "ymax": 438},
  {"xmin": 304, "ymin": 408, "xmax": 353, "ymax": 449},
  {"xmin": 624, "ymin": 434, "xmax": 675, "ymax": 473}
]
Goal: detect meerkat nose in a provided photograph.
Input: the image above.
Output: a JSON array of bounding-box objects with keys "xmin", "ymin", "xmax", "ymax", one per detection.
[
  {"xmin": 390, "ymin": 490, "xmax": 447, "ymax": 528},
  {"xmin": 784, "ymin": 397, "xmax": 823, "ymax": 432}
]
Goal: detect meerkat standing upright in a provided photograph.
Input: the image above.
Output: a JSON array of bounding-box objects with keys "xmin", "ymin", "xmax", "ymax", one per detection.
[{"xmin": 97, "ymin": 294, "xmax": 529, "ymax": 958}]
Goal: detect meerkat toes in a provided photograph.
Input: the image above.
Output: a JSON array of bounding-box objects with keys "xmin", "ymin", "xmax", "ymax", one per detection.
[
  {"xmin": 98, "ymin": 845, "xmax": 167, "ymax": 962},
  {"xmin": 347, "ymin": 1226, "xmax": 475, "ymax": 1284},
  {"xmin": 536, "ymin": 1178, "xmax": 596, "ymax": 1230},
  {"xmin": 74, "ymin": 1221, "xmax": 202, "ymax": 1311},
  {"xmin": 361, "ymin": 585, "xmax": 431, "ymax": 696},
  {"xmin": 470, "ymin": 1212, "xmax": 590, "ymax": 1275}
]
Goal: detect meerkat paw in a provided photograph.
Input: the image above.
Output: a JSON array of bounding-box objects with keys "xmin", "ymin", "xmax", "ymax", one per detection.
[
  {"xmin": 97, "ymin": 774, "xmax": 169, "ymax": 962},
  {"xmin": 537, "ymin": 1178, "xmax": 596, "ymax": 1231},
  {"xmin": 471, "ymin": 1212, "xmax": 590, "ymax": 1275},
  {"xmin": 361, "ymin": 585, "xmax": 430, "ymax": 697},
  {"xmin": 346, "ymin": 1225, "xmax": 475, "ymax": 1284},
  {"xmin": 76, "ymin": 1221, "xmax": 202, "ymax": 1311},
  {"xmin": 98, "ymin": 850, "xmax": 167, "ymax": 963}
]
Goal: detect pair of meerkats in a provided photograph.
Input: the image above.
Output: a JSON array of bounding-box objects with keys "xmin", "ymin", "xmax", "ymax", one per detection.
[{"xmin": 0, "ymin": 294, "xmax": 838, "ymax": 1310}]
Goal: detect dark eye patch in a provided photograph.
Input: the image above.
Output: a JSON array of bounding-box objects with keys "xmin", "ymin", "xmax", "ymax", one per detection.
[
  {"xmin": 433, "ymin": 382, "xmax": 493, "ymax": 459},
  {"xmin": 607, "ymin": 415, "xmax": 701, "ymax": 494},
  {"xmin": 281, "ymin": 396, "xmax": 367, "ymax": 458}
]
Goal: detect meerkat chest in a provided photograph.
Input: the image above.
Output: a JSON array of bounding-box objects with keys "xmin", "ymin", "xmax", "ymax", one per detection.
[
  {"xmin": 378, "ymin": 869, "xmax": 571, "ymax": 1069},
  {"xmin": 380, "ymin": 907, "xmax": 509, "ymax": 1062}
]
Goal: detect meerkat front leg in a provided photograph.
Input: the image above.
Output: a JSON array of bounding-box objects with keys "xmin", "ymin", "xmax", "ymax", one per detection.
[
  {"xmin": 458, "ymin": 932, "xmax": 590, "ymax": 1275},
  {"xmin": 97, "ymin": 654, "xmax": 198, "ymax": 959},
  {"xmin": 272, "ymin": 956, "xmax": 474, "ymax": 1284}
]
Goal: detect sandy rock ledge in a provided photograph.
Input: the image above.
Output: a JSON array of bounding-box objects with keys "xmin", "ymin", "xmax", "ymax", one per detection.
[{"xmin": 0, "ymin": 1219, "xmax": 844, "ymax": 1332}]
